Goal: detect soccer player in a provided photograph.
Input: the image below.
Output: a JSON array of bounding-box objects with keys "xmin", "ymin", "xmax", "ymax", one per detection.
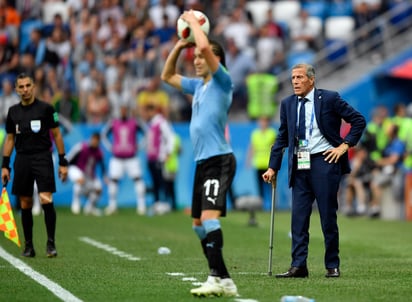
[
  {"xmin": 1, "ymin": 73, "xmax": 69, "ymax": 258},
  {"xmin": 101, "ymin": 103, "xmax": 147, "ymax": 215},
  {"xmin": 161, "ymin": 10, "xmax": 238, "ymax": 297},
  {"xmin": 67, "ymin": 132, "xmax": 105, "ymax": 216}
]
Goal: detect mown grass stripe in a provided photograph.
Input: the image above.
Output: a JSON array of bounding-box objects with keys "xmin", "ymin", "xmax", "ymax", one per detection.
[
  {"xmin": 0, "ymin": 246, "xmax": 83, "ymax": 302},
  {"xmin": 79, "ymin": 236, "xmax": 141, "ymax": 261}
]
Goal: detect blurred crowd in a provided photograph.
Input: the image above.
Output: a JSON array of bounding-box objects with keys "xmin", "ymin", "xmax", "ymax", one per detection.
[
  {"xmin": 342, "ymin": 102, "xmax": 412, "ymax": 219},
  {"xmin": 0, "ymin": 0, "xmax": 406, "ymax": 123}
]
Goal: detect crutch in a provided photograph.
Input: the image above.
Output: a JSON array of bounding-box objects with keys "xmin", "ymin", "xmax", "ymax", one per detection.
[{"xmin": 267, "ymin": 171, "xmax": 278, "ymax": 276}]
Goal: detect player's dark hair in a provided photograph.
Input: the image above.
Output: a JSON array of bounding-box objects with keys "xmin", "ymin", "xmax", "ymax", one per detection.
[{"xmin": 210, "ymin": 40, "xmax": 226, "ymax": 69}]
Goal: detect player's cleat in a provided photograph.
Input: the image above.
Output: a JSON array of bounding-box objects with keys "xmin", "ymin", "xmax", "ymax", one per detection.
[
  {"xmin": 220, "ymin": 278, "xmax": 239, "ymax": 297},
  {"xmin": 104, "ymin": 205, "xmax": 118, "ymax": 216},
  {"xmin": 71, "ymin": 201, "xmax": 81, "ymax": 215},
  {"xmin": 190, "ymin": 276, "xmax": 224, "ymax": 297},
  {"xmin": 22, "ymin": 243, "xmax": 36, "ymax": 257},
  {"xmin": 46, "ymin": 240, "xmax": 58, "ymax": 258},
  {"xmin": 84, "ymin": 205, "xmax": 102, "ymax": 216},
  {"xmin": 137, "ymin": 206, "xmax": 146, "ymax": 216}
]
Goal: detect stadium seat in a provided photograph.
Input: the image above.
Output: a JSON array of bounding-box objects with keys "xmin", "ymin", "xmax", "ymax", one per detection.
[
  {"xmin": 245, "ymin": 1, "xmax": 272, "ymax": 28},
  {"xmin": 19, "ymin": 19, "xmax": 43, "ymax": 52},
  {"xmin": 272, "ymin": 0, "xmax": 301, "ymax": 24},
  {"xmin": 286, "ymin": 50, "xmax": 316, "ymax": 68},
  {"xmin": 324, "ymin": 16, "xmax": 355, "ymax": 41},
  {"xmin": 42, "ymin": 1, "xmax": 69, "ymax": 23},
  {"xmin": 301, "ymin": 0, "xmax": 328, "ymax": 19},
  {"xmin": 327, "ymin": 0, "xmax": 353, "ymax": 17},
  {"xmin": 324, "ymin": 16, "xmax": 355, "ymax": 64}
]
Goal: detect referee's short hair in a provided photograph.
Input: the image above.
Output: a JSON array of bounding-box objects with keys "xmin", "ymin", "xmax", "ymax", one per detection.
[{"xmin": 15, "ymin": 73, "xmax": 33, "ymax": 85}]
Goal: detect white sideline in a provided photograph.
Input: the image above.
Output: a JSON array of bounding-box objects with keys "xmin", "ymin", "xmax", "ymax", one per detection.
[
  {"xmin": 79, "ymin": 237, "xmax": 141, "ymax": 261},
  {"xmin": 0, "ymin": 246, "xmax": 83, "ymax": 302}
]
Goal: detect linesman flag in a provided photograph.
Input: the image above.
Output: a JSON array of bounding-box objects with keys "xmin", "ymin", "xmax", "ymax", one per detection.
[{"xmin": 0, "ymin": 187, "xmax": 21, "ymax": 247}]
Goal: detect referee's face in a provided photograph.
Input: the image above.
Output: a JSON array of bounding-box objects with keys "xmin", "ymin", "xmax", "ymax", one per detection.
[{"xmin": 15, "ymin": 77, "xmax": 35, "ymax": 103}]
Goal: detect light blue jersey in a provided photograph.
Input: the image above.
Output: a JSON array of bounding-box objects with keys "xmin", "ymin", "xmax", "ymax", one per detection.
[{"xmin": 181, "ymin": 64, "xmax": 233, "ymax": 162}]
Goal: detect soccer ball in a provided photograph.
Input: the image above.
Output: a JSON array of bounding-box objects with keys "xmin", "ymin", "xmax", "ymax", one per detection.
[{"xmin": 177, "ymin": 10, "xmax": 210, "ymax": 43}]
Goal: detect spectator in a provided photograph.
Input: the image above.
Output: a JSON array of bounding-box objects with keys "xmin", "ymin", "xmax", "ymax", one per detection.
[
  {"xmin": 163, "ymin": 131, "xmax": 181, "ymax": 211},
  {"xmin": 369, "ymin": 123, "xmax": 406, "ymax": 217},
  {"xmin": 225, "ymin": 38, "xmax": 256, "ymax": 112},
  {"xmin": 85, "ymin": 80, "xmax": 110, "ymax": 124},
  {"xmin": 148, "ymin": 0, "xmax": 179, "ymax": 29},
  {"xmin": 16, "ymin": 0, "xmax": 43, "ymax": 21},
  {"xmin": 0, "ymin": 34, "xmax": 19, "ymax": 85},
  {"xmin": 152, "ymin": 14, "xmax": 177, "ymax": 45},
  {"xmin": 0, "ymin": 13, "xmax": 18, "ymax": 48},
  {"xmin": 136, "ymin": 76, "xmax": 170, "ymax": 118},
  {"xmin": 96, "ymin": 16, "xmax": 127, "ymax": 51},
  {"xmin": 216, "ymin": 6, "xmax": 255, "ymax": 50},
  {"xmin": 42, "ymin": 13, "xmax": 70, "ymax": 39},
  {"xmin": 363, "ymin": 105, "xmax": 391, "ymax": 161},
  {"xmin": 70, "ymin": 8, "xmax": 94, "ymax": 45},
  {"xmin": 289, "ymin": 10, "xmax": 321, "ymax": 52},
  {"xmin": 54, "ymin": 85, "xmax": 81, "ymax": 122},
  {"xmin": 255, "ymin": 21, "xmax": 284, "ymax": 75},
  {"xmin": 67, "ymin": 132, "xmax": 106, "ymax": 215},
  {"xmin": 342, "ymin": 144, "xmax": 375, "ymax": 216},
  {"xmin": 0, "ymin": 78, "xmax": 19, "ymax": 123},
  {"xmin": 0, "ymin": 0, "xmax": 21, "ymax": 41},
  {"xmin": 97, "ymin": 0, "xmax": 124, "ymax": 24},
  {"xmin": 67, "ymin": 0, "xmax": 96, "ymax": 19},
  {"xmin": 45, "ymin": 27, "xmax": 71, "ymax": 68},
  {"xmin": 23, "ymin": 27, "xmax": 46, "ymax": 66},
  {"xmin": 247, "ymin": 116, "xmax": 277, "ymax": 204}
]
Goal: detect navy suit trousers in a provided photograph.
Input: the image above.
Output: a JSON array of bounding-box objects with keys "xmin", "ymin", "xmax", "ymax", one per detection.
[{"xmin": 291, "ymin": 155, "xmax": 341, "ymax": 269}]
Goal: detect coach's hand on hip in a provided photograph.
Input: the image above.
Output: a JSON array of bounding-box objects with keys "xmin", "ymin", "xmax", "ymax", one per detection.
[{"xmin": 323, "ymin": 142, "xmax": 350, "ymax": 163}]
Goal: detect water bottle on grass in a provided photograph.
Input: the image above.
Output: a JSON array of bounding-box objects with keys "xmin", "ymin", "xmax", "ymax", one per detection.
[{"xmin": 280, "ymin": 295, "xmax": 315, "ymax": 302}]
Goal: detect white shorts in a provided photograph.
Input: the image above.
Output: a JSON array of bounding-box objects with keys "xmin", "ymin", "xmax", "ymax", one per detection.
[
  {"xmin": 108, "ymin": 157, "xmax": 143, "ymax": 180},
  {"xmin": 68, "ymin": 165, "xmax": 102, "ymax": 194}
]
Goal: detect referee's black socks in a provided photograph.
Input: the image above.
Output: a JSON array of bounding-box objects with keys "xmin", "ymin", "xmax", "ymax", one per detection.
[
  {"xmin": 21, "ymin": 208, "xmax": 33, "ymax": 246},
  {"xmin": 42, "ymin": 203, "xmax": 56, "ymax": 242}
]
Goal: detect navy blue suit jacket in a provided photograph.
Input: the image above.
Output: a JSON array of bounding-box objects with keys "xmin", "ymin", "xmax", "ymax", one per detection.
[{"xmin": 268, "ymin": 88, "xmax": 366, "ymax": 187}]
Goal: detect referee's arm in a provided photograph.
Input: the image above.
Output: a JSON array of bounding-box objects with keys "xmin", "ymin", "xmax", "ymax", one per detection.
[
  {"xmin": 51, "ymin": 127, "xmax": 66, "ymax": 157},
  {"xmin": 1, "ymin": 133, "xmax": 15, "ymax": 185},
  {"xmin": 51, "ymin": 127, "xmax": 68, "ymax": 182}
]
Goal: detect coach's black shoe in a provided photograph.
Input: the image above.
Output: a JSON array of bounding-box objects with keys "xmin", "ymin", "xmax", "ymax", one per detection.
[
  {"xmin": 275, "ymin": 266, "xmax": 309, "ymax": 278},
  {"xmin": 46, "ymin": 240, "xmax": 58, "ymax": 258},
  {"xmin": 22, "ymin": 243, "xmax": 36, "ymax": 257},
  {"xmin": 325, "ymin": 268, "xmax": 340, "ymax": 278}
]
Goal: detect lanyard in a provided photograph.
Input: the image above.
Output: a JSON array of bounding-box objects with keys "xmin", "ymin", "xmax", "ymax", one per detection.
[
  {"xmin": 297, "ymin": 101, "xmax": 315, "ymax": 140},
  {"xmin": 308, "ymin": 104, "xmax": 315, "ymax": 139}
]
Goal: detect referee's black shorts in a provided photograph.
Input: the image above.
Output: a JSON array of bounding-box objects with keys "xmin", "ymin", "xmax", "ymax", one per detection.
[
  {"xmin": 12, "ymin": 151, "xmax": 56, "ymax": 196},
  {"xmin": 191, "ymin": 153, "xmax": 236, "ymax": 219}
]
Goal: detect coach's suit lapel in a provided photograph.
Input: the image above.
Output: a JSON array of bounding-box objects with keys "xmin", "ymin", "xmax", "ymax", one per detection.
[
  {"xmin": 291, "ymin": 95, "xmax": 299, "ymax": 138},
  {"xmin": 314, "ymin": 89, "xmax": 323, "ymax": 133}
]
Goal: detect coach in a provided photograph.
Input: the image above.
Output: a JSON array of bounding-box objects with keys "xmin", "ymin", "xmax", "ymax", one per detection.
[{"xmin": 262, "ymin": 63, "xmax": 366, "ymax": 278}]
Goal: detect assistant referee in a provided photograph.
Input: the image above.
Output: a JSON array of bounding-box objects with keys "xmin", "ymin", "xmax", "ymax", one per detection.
[{"xmin": 1, "ymin": 73, "xmax": 68, "ymax": 258}]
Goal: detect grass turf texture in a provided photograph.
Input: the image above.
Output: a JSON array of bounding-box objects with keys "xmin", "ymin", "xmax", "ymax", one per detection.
[{"xmin": 1, "ymin": 208, "xmax": 411, "ymax": 302}]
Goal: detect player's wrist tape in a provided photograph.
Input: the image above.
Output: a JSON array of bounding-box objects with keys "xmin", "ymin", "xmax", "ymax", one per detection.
[
  {"xmin": 59, "ymin": 154, "xmax": 69, "ymax": 166},
  {"xmin": 2, "ymin": 156, "xmax": 10, "ymax": 170}
]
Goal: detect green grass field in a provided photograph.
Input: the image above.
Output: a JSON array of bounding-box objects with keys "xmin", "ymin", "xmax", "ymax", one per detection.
[{"xmin": 1, "ymin": 208, "xmax": 411, "ymax": 302}]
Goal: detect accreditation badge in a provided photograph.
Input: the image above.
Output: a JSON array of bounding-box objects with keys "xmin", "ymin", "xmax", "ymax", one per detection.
[
  {"xmin": 30, "ymin": 120, "xmax": 41, "ymax": 133},
  {"xmin": 297, "ymin": 139, "xmax": 310, "ymax": 170}
]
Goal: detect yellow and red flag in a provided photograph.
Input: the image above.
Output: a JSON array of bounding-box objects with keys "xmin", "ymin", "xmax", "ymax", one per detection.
[{"xmin": 0, "ymin": 187, "xmax": 21, "ymax": 247}]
